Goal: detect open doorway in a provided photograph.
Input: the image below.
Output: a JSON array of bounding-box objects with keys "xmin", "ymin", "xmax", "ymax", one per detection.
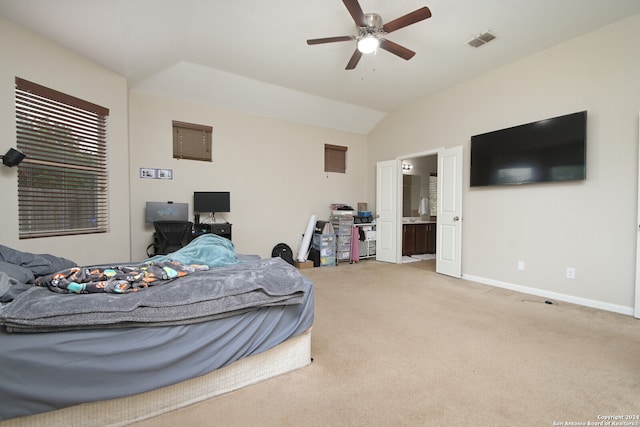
[
  {"xmin": 377, "ymin": 146, "xmax": 462, "ymax": 276},
  {"xmin": 400, "ymin": 153, "xmax": 438, "ymax": 264}
]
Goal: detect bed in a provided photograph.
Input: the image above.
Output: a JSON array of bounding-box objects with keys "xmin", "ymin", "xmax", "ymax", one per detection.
[{"xmin": 0, "ymin": 234, "xmax": 314, "ymax": 426}]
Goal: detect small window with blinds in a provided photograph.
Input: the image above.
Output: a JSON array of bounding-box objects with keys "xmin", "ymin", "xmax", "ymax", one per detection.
[
  {"xmin": 324, "ymin": 144, "xmax": 348, "ymax": 173},
  {"xmin": 15, "ymin": 77, "xmax": 109, "ymax": 239},
  {"xmin": 173, "ymin": 121, "xmax": 212, "ymax": 161}
]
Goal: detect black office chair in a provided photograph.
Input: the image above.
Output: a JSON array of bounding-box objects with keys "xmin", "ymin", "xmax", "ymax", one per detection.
[{"xmin": 150, "ymin": 221, "xmax": 193, "ymax": 256}]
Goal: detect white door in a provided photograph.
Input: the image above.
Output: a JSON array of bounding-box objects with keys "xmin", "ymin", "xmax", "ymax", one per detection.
[
  {"xmin": 635, "ymin": 112, "xmax": 640, "ymax": 319},
  {"xmin": 376, "ymin": 160, "xmax": 401, "ymax": 263},
  {"xmin": 436, "ymin": 146, "xmax": 463, "ymax": 278}
]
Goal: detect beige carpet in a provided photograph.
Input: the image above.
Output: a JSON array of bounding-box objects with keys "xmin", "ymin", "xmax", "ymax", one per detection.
[{"xmin": 132, "ymin": 260, "xmax": 640, "ymax": 427}]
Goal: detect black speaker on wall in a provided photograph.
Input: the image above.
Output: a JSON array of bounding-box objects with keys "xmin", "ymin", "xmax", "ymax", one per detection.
[{"xmin": 1, "ymin": 148, "xmax": 26, "ymax": 167}]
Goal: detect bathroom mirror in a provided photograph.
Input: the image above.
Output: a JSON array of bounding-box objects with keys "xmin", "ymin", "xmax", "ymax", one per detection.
[{"xmin": 402, "ymin": 175, "xmax": 421, "ymax": 217}]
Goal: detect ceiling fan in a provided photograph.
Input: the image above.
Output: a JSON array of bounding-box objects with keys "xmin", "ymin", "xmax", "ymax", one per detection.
[{"xmin": 307, "ymin": 0, "xmax": 432, "ymax": 70}]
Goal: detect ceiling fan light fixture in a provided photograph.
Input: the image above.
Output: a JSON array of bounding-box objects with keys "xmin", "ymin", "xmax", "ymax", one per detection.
[
  {"xmin": 357, "ymin": 35, "xmax": 379, "ymax": 54},
  {"xmin": 306, "ymin": 2, "xmax": 432, "ymax": 69}
]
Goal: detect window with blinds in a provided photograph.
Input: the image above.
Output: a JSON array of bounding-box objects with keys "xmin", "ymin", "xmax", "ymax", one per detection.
[
  {"xmin": 15, "ymin": 77, "xmax": 109, "ymax": 239},
  {"xmin": 324, "ymin": 144, "xmax": 348, "ymax": 173},
  {"xmin": 172, "ymin": 121, "xmax": 212, "ymax": 161}
]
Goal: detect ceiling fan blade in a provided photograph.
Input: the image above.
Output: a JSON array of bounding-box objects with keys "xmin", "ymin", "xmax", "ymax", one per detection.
[
  {"xmin": 382, "ymin": 6, "xmax": 432, "ymax": 34},
  {"xmin": 342, "ymin": 0, "xmax": 367, "ymax": 27},
  {"xmin": 345, "ymin": 49, "xmax": 363, "ymax": 70},
  {"xmin": 307, "ymin": 35, "xmax": 354, "ymax": 45},
  {"xmin": 379, "ymin": 39, "xmax": 416, "ymax": 61}
]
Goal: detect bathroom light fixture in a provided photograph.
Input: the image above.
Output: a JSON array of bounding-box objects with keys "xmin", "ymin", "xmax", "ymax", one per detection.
[
  {"xmin": 402, "ymin": 163, "xmax": 413, "ymax": 170},
  {"xmin": 357, "ymin": 34, "xmax": 379, "ymax": 54},
  {"xmin": 0, "ymin": 148, "xmax": 26, "ymax": 167}
]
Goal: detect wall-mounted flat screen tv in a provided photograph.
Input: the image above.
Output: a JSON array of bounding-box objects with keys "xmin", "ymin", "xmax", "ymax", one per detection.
[
  {"xmin": 193, "ymin": 191, "xmax": 230, "ymax": 213},
  {"xmin": 470, "ymin": 111, "xmax": 587, "ymax": 187},
  {"xmin": 145, "ymin": 202, "xmax": 189, "ymax": 224}
]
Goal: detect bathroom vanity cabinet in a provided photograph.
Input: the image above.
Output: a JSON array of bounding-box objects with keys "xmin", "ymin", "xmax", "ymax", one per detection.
[{"xmin": 402, "ymin": 222, "xmax": 436, "ymax": 256}]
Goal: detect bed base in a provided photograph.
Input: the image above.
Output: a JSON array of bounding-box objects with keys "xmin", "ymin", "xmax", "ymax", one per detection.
[{"xmin": 1, "ymin": 331, "xmax": 311, "ymax": 427}]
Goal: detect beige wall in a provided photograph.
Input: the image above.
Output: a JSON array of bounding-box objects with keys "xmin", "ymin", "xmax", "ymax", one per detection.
[
  {"xmin": 129, "ymin": 91, "xmax": 368, "ymax": 259},
  {"xmin": 368, "ymin": 14, "xmax": 640, "ymax": 312},
  {"xmin": 0, "ymin": 18, "xmax": 130, "ymax": 265}
]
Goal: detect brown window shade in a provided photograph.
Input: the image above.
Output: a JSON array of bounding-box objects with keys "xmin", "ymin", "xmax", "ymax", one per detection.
[
  {"xmin": 324, "ymin": 144, "xmax": 348, "ymax": 173},
  {"xmin": 173, "ymin": 121, "xmax": 212, "ymax": 161},
  {"xmin": 15, "ymin": 77, "xmax": 110, "ymax": 239}
]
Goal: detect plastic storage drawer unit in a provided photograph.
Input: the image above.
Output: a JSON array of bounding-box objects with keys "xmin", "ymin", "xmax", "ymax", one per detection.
[{"xmin": 312, "ymin": 233, "xmax": 337, "ymax": 266}]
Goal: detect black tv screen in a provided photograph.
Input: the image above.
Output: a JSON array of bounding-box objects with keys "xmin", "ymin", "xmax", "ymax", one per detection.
[
  {"xmin": 193, "ymin": 191, "xmax": 230, "ymax": 213},
  {"xmin": 470, "ymin": 111, "xmax": 587, "ymax": 187}
]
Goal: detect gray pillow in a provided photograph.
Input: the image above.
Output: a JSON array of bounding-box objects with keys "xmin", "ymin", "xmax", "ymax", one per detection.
[
  {"xmin": 0, "ymin": 244, "xmax": 76, "ymax": 277},
  {"xmin": 0, "ymin": 261, "xmax": 35, "ymax": 284},
  {"xmin": 26, "ymin": 253, "xmax": 76, "ymax": 276}
]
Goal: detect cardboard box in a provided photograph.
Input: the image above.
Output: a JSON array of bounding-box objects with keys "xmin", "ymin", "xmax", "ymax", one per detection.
[{"xmin": 295, "ymin": 260, "xmax": 314, "ymax": 269}]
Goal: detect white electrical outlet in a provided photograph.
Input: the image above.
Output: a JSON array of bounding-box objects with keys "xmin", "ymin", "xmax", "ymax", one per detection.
[
  {"xmin": 517, "ymin": 261, "xmax": 525, "ymax": 271},
  {"xmin": 566, "ymin": 267, "xmax": 576, "ymax": 279}
]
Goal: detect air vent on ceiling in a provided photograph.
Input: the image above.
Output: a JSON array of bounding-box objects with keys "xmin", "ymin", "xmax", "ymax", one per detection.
[{"xmin": 467, "ymin": 31, "xmax": 496, "ymax": 48}]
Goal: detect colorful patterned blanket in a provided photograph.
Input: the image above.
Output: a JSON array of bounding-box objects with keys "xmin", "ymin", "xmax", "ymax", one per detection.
[{"xmin": 35, "ymin": 262, "xmax": 208, "ymax": 294}]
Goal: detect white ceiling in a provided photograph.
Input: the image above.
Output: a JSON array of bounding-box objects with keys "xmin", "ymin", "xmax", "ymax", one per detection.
[{"xmin": 2, "ymin": 0, "xmax": 639, "ymax": 134}]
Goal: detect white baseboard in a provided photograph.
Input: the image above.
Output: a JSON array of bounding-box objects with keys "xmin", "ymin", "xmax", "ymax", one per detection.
[{"xmin": 461, "ymin": 274, "xmax": 635, "ymax": 316}]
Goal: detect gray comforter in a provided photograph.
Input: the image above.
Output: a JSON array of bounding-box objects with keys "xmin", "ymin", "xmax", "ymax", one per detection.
[{"xmin": 0, "ymin": 257, "xmax": 307, "ymax": 333}]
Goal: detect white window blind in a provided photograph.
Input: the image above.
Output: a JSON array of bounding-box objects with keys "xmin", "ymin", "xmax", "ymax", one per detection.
[{"xmin": 15, "ymin": 77, "xmax": 109, "ymax": 238}]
